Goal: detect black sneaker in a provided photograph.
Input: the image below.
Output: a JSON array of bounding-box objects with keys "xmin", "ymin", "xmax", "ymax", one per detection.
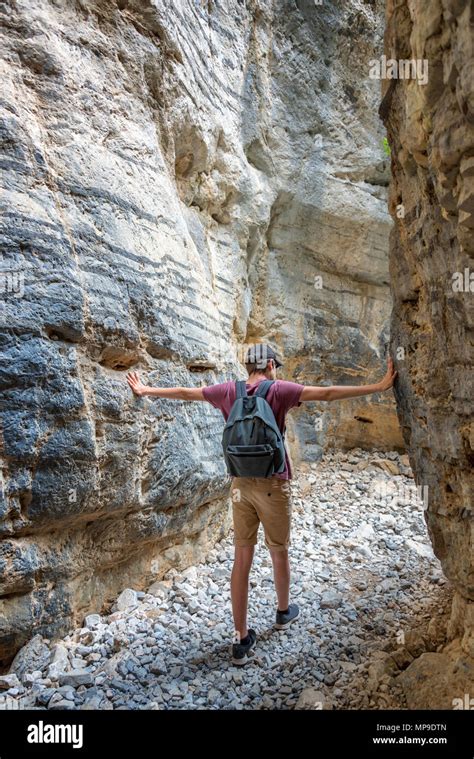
[
  {"xmin": 275, "ymin": 603, "xmax": 300, "ymax": 630},
  {"xmin": 231, "ymin": 629, "xmax": 257, "ymax": 666}
]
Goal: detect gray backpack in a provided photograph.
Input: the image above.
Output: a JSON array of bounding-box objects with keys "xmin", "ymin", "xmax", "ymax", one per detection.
[{"xmin": 222, "ymin": 380, "xmax": 286, "ymax": 478}]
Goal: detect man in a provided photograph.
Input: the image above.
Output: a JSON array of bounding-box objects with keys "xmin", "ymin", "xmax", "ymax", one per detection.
[{"xmin": 126, "ymin": 344, "xmax": 397, "ymax": 665}]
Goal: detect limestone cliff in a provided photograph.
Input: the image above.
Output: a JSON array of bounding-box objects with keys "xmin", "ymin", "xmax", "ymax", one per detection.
[
  {"xmin": 1, "ymin": 0, "xmax": 398, "ymax": 663},
  {"xmin": 382, "ymin": 0, "xmax": 474, "ymax": 705}
]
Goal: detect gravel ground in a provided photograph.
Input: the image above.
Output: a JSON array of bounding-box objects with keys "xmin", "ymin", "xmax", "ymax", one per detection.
[{"xmin": 0, "ymin": 448, "xmax": 452, "ymax": 711}]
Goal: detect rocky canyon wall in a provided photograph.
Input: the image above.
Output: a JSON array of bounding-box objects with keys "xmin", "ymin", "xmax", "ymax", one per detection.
[
  {"xmin": 381, "ymin": 0, "xmax": 474, "ymax": 704},
  {"xmin": 1, "ymin": 0, "xmax": 398, "ymax": 663}
]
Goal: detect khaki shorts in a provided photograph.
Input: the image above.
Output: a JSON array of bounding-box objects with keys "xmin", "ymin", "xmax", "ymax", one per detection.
[{"xmin": 230, "ymin": 476, "xmax": 293, "ymax": 552}]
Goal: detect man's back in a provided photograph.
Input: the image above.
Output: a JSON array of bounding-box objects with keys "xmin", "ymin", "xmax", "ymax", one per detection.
[{"xmin": 202, "ymin": 378, "xmax": 304, "ymax": 479}]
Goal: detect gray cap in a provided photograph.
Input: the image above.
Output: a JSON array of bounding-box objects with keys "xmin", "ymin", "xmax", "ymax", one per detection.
[{"xmin": 244, "ymin": 343, "xmax": 284, "ymax": 369}]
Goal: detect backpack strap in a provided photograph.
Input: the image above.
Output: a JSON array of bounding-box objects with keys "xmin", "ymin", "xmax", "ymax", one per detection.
[
  {"xmin": 255, "ymin": 380, "xmax": 285, "ymax": 439},
  {"xmin": 235, "ymin": 380, "xmax": 248, "ymax": 398},
  {"xmin": 254, "ymin": 380, "xmax": 274, "ymax": 399}
]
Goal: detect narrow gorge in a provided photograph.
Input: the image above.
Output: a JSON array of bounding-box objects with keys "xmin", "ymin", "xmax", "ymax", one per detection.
[{"xmin": 0, "ymin": 0, "xmax": 472, "ymax": 712}]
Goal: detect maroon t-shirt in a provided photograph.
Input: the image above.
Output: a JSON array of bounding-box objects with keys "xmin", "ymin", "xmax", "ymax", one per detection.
[{"xmin": 202, "ymin": 379, "xmax": 305, "ymax": 479}]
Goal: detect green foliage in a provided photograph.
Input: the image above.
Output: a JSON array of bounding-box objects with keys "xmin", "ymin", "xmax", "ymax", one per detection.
[{"xmin": 382, "ymin": 136, "xmax": 391, "ymax": 157}]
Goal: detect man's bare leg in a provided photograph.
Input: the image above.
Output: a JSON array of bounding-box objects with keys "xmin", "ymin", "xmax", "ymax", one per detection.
[
  {"xmin": 231, "ymin": 545, "xmax": 254, "ymax": 640},
  {"xmin": 269, "ymin": 548, "xmax": 290, "ymax": 611}
]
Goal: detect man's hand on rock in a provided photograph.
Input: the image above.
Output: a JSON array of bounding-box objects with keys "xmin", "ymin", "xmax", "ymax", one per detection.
[
  {"xmin": 126, "ymin": 371, "xmax": 148, "ymax": 397},
  {"xmin": 377, "ymin": 357, "xmax": 398, "ymax": 391}
]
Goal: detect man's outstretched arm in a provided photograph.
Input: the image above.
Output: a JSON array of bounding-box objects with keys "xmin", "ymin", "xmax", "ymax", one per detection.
[
  {"xmin": 126, "ymin": 372, "xmax": 206, "ymax": 401},
  {"xmin": 299, "ymin": 357, "xmax": 397, "ymax": 402}
]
